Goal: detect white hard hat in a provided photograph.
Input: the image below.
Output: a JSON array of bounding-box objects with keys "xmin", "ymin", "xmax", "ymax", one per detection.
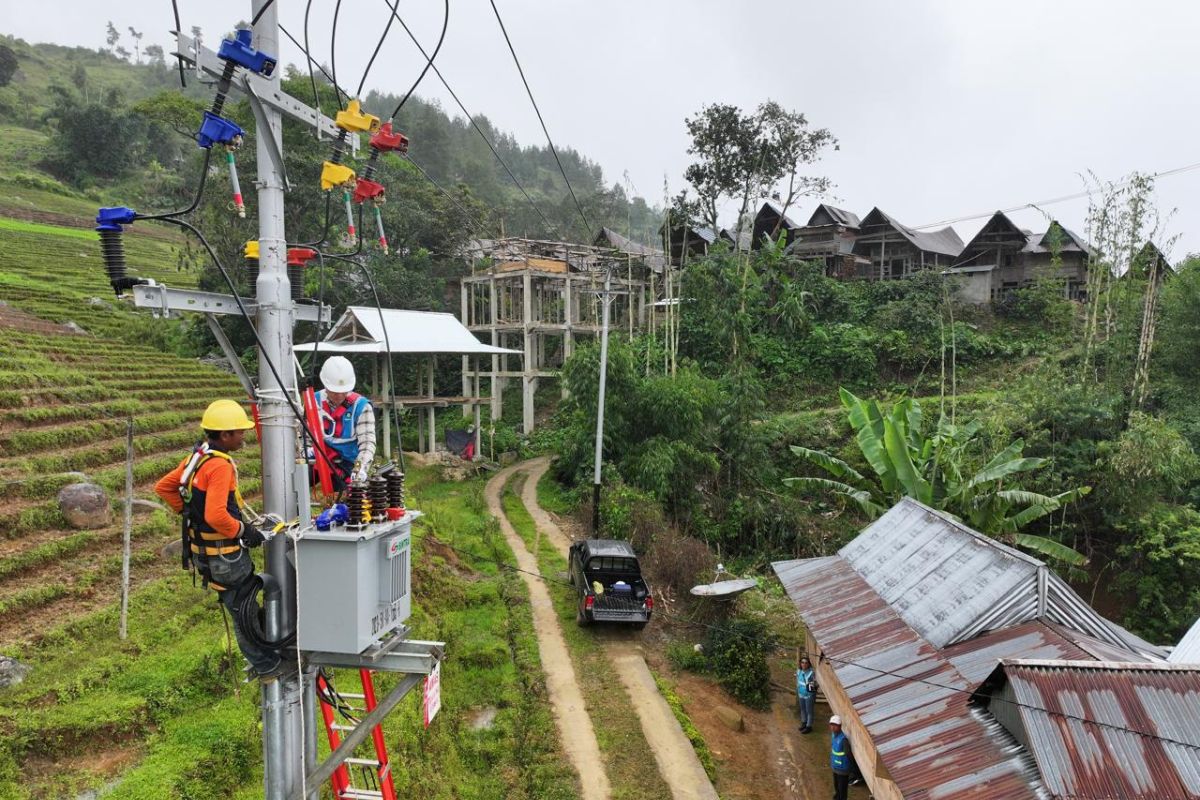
[
  {"xmin": 320, "ymin": 356, "xmax": 356, "ymax": 393},
  {"xmin": 829, "ymin": 715, "xmax": 842, "ymax": 726}
]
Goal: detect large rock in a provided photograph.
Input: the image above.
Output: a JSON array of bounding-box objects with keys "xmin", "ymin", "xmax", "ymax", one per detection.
[
  {"xmin": 131, "ymin": 498, "xmax": 170, "ymax": 516},
  {"xmin": 57, "ymin": 483, "xmax": 112, "ymax": 529},
  {"xmin": 0, "ymin": 655, "xmax": 30, "ymax": 689},
  {"xmin": 161, "ymin": 538, "xmax": 184, "ymax": 561},
  {"xmin": 715, "ymin": 705, "xmax": 744, "ymax": 732}
]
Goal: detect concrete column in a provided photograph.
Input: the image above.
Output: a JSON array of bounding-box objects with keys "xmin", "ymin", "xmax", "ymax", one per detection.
[
  {"xmin": 427, "ymin": 356, "xmax": 436, "ymax": 454},
  {"xmin": 461, "ymin": 281, "xmax": 471, "ymax": 418},
  {"xmin": 489, "ymin": 276, "xmax": 502, "ymax": 421},
  {"xmin": 522, "ymin": 271, "xmax": 535, "ymax": 434}
]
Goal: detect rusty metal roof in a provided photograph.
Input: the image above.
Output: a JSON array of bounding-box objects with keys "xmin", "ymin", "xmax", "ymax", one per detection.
[
  {"xmin": 839, "ymin": 500, "xmax": 1165, "ymax": 658},
  {"xmin": 980, "ymin": 660, "xmax": 1200, "ymax": 799},
  {"xmin": 773, "ymin": 556, "xmax": 1045, "ymax": 799},
  {"xmin": 772, "ymin": 500, "xmax": 1171, "ymax": 799}
]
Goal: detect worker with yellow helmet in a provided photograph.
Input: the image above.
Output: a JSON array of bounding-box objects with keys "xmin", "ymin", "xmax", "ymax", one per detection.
[{"xmin": 155, "ymin": 399, "xmax": 282, "ymax": 678}]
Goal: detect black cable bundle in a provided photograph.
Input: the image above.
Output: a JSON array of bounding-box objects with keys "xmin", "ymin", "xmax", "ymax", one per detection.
[{"xmin": 235, "ymin": 574, "xmax": 296, "ymax": 650}]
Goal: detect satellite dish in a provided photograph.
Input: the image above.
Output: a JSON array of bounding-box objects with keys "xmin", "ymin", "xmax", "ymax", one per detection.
[{"xmin": 689, "ymin": 577, "xmax": 758, "ymax": 599}]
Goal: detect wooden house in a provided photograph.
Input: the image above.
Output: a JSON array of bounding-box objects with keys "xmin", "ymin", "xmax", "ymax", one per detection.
[
  {"xmin": 658, "ymin": 219, "xmax": 717, "ymax": 266},
  {"xmin": 750, "ymin": 200, "xmax": 802, "ymax": 249},
  {"xmin": 785, "ymin": 204, "xmax": 868, "ymax": 278},
  {"xmin": 948, "ymin": 211, "xmax": 1092, "ymax": 302},
  {"xmin": 851, "ymin": 207, "xmax": 963, "ymax": 280}
]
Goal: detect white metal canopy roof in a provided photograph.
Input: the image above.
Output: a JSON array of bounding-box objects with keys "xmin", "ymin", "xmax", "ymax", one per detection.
[{"xmin": 294, "ymin": 306, "xmax": 519, "ymax": 356}]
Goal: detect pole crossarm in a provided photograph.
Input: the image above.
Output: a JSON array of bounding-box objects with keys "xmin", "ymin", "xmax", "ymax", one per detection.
[
  {"xmin": 294, "ymin": 672, "xmax": 424, "ymax": 799},
  {"xmin": 305, "ymin": 638, "xmax": 445, "ymax": 675},
  {"xmin": 173, "ymin": 30, "xmax": 359, "ymax": 152},
  {"xmin": 133, "ymin": 283, "xmax": 331, "ymax": 323}
]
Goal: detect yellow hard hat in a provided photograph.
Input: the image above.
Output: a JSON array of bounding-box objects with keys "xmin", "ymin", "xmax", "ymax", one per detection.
[{"xmin": 200, "ymin": 399, "xmax": 255, "ymax": 431}]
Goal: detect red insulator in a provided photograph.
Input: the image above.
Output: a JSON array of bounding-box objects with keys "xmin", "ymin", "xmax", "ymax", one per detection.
[{"xmin": 353, "ymin": 178, "xmax": 385, "ymax": 205}]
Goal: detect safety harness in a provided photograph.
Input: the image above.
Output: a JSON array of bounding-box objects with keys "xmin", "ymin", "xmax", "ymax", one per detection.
[{"xmin": 178, "ymin": 442, "xmax": 246, "ymax": 590}]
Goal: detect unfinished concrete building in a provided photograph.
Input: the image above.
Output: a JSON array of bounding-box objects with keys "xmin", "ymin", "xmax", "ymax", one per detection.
[{"xmin": 460, "ymin": 238, "xmax": 653, "ymax": 433}]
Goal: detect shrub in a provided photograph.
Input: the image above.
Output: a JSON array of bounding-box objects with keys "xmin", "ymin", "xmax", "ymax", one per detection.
[
  {"xmin": 703, "ymin": 616, "xmax": 775, "ymax": 710},
  {"xmin": 644, "ymin": 527, "xmax": 715, "ymax": 597}
]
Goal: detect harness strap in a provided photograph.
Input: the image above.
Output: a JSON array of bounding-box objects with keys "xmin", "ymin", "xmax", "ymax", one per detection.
[{"xmin": 190, "ymin": 542, "xmax": 243, "ymax": 556}]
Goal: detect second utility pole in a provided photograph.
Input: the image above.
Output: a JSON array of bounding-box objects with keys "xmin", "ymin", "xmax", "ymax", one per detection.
[{"xmin": 591, "ymin": 268, "xmax": 613, "ymax": 534}]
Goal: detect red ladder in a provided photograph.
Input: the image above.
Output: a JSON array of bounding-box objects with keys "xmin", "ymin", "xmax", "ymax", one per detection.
[{"xmin": 316, "ymin": 669, "xmax": 397, "ymax": 800}]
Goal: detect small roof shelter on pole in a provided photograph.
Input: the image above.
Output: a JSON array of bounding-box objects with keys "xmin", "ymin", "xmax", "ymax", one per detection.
[{"xmin": 295, "ymin": 306, "xmax": 520, "ymax": 459}]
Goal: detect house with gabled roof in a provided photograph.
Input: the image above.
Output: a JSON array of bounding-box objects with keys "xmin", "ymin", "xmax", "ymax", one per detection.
[
  {"xmin": 658, "ymin": 219, "xmax": 717, "ymax": 266},
  {"xmin": 947, "ymin": 211, "xmax": 1093, "ymax": 302},
  {"xmin": 749, "ymin": 200, "xmax": 802, "ymax": 249},
  {"xmin": 851, "ymin": 207, "xmax": 964, "ymax": 280},
  {"xmin": 773, "ymin": 498, "xmax": 1170, "ymax": 800},
  {"xmin": 785, "ymin": 203, "xmax": 869, "ymax": 278}
]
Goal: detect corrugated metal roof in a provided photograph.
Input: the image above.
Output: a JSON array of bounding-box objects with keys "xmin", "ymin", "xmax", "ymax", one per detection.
[
  {"xmin": 806, "ymin": 203, "xmax": 862, "ymax": 228},
  {"xmin": 773, "ymin": 556, "xmax": 1045, "ymax": 799},
  {"xmin": 294, "ymin": 307, "xmax": 519, "ymax": 356},
  {"xmin": 838, "ymin": 500, "xmax": 1166, "ymax": 657},
  {"xmin": 856, "ymin": 208, "xmax": 965, "ymax": 257},
  {"xmin": 988, "ymin": 660, "xmax": 1200, "ymax": 799},
  {"xmin": 1170, "ymin": 617, "xmax": 1200, "ymax": 664},
  {"xmin": 592, "ymin": 227, "xmax": 667, "ymax": 271}
]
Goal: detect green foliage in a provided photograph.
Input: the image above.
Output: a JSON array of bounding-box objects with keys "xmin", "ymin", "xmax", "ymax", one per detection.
[
  {"xmin": 652, "ymin": 672, "xmax": 718, "ymax": 782},
  {"xmin": 703, "ymin": 617, "xmax": 775, "ymax": 710},
  {"xmin": 1114, "ymin": 504, "xmax": 1200, "ymax": 642},
  {"xmin": 0, "ymin": 45, "xmax": 17, "ymax": 88},
  {"xmin": 788, "ymin": 389, "xmax": 1089, "ymax": 564},
  {"xmin": 1103, "ymin": 411, "xmax": 1199, "ymax": 510}
]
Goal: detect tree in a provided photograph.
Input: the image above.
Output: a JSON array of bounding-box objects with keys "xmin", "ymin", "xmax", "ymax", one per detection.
[
  {"xmin": 144, "ymin": 44, "xmax": 166, "ymax": 67},
  {"xmin": 0, "ymin": 44, "xmax": 18, "ymax": 88},
  {"xmin": 786, "ymin": 389, "xmax": 1090, "ymax": 566},
  {"xmin": 105, "ymin": 21, "xmax": 120, "ymax": 53},
  {"xmin": 682, "ymin": 101, "xmax": 834, "ymax": 247},
  {"xmin": 127, "ymin": 27, "xmax": 143, "ymax": 63}
]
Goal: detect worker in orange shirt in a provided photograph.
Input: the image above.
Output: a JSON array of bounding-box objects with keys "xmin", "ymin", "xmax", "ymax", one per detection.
[{"xmin": 155, "ymin": 399, "xmax": 280, "ymax": 678}]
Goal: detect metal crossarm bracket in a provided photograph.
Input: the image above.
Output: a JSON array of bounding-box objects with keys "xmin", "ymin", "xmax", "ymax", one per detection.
[
  {"xmin": 173, "ymin": 31, "xmax": 360, "ymax": 153},
  {"xmin": 305, "ymin": 638, "xmax": 445, "ymax": 675},
  {"xmin": 204, "ymin": 314, "xmax": 257, "ymax": 397},
  {"xmin": 133, "ymin": 283, "xmax": 331, "ymax": 323},
  {"xmin": 242, "ymin": 75, "xmax": 291, "ymax": 190}
]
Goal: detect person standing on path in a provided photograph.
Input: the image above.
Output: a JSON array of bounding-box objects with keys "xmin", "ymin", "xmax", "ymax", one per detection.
[
  {"xmin": 829, "ymin": 714, "xmax": 852, "ymax": 800},
  {"xmin": 796, "ymin": 653, "xmax": 817, "ymax": 733}
]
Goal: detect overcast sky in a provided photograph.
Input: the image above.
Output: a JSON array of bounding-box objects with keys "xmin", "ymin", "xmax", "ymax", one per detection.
[{"xmin": 5, "ymin": 0, "xmax": 1198, "ymax": 255}]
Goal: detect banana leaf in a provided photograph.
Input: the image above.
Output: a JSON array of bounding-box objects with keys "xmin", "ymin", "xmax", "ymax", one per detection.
[
  {"xmin": 788, "ymin": 445, "xmax": 868, "ymax": 484},
  {"xmin": 1013, "ymin": 533, "xmax": 1089, "ymax": 566}
]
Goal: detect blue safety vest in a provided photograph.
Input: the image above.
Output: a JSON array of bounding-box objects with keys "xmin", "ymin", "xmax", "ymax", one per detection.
[
  {"xmin": 831, "ymin": 731, "xmax": 850, "ymax": 773},
  {"xmin": 316, "ymin": 390, "xmax": 370, "ymax": 463},
  {"xmin": 797, "ymin": 668, "xmax": 815, "ymax": 698}
]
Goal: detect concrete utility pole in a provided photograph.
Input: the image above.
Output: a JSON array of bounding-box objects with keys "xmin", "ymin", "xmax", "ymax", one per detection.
[
  {"xmin": 591, "ymin": 268, "xmax": 614, "ymax": 534},
  {"xmin": 250, "ymin": 2, "xmax": 303, "ymax": 797}
]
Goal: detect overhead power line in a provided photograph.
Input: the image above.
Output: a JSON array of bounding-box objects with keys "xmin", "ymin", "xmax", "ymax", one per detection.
[
  {"xmin": 487, "ymin": 0, "xmax": 592, "ymax": 236},
  {"xmin": 357, "ymin": 0, "xmax": 404, "ymax": 98},
  {"xmin": 379, "ymin": 0, "xmax": 562, "ymax": 239},
  {"xmin": 387, "ymin": 0, "xmax": 450, "ymax": 121},
  {"xmin": 913, "ymin": 159, "xmax": 1200, "ymax": 230}
]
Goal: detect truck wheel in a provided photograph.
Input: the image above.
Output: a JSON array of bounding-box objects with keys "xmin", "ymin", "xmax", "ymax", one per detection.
[{"xmin": 576, "ymin": 607, "xmax": 591, "ymax": 627}]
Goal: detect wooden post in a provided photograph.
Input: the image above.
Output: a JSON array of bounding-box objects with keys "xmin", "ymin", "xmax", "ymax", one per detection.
[
  {"xmin": 427, "ymin": 356, "xmax": 436, "ymax": 454},
  {"xmin": 461, "ymin": 281, "xmax": 472, "ymax": 419},
  {"xmin": 119, "ymin": 416, "xmax": 134, "ymax": 640}
]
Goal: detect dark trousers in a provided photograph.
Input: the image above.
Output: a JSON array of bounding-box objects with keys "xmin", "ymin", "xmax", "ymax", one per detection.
[
  {"xmin": 205, "ymin": 550, "xmax": 280, "ymax": 675},
  {"xmin": 832, "ymin": 771, "xmax": 849, "ymax": 800}
]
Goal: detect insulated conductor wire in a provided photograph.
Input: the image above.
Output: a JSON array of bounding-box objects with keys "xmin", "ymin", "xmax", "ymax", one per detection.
[
  {"xmin": 250, "ymin": 0, "xmax": 278, "ymax": 29},
  {"xmin": 487, "ymin": 0, "xmax": 591, "ymax": 235},
  {"xmin": 330, "ymin": 0, "xmax": 346, "ymax": 109},
  {"xmin": 387, "ymin": 0, "xmax": 449, "ymax": 121},
  {"xmin": 380, "ymin": 0, "xmax": 562, "ymax": 239},
  {"xmin": 169, "ymin": 0, "xmax": 187, "ymax": 87},
  {"xmin": 359, "ymin": 0, "xmax": 405, "ymax": 99}
]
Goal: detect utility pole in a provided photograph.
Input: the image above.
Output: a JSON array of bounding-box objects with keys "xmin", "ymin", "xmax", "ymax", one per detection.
[
  {"xmin": 590, "ymin": 268, "xmax": 620, "ymax": 534},
  {"xmin": 250, "ymin": 3, "xmax": 303, "ymax": 797}
]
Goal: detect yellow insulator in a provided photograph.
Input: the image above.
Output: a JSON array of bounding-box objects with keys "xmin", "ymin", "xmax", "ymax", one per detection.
[
  {"xmin": 335, "ymin": 99, "xmax": 380, "ymax": 134},
  {"xmin": 320, "ymin": 162, "xmax": 356, "ymax": 191}
]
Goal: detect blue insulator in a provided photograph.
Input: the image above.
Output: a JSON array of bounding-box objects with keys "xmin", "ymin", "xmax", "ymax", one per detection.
[
  {"xmin": 197, "ymin": 112, "xmax": 244, "ymax": 150},
  {"xmin": 218, "ymin": 28, "xmax": 276, "ymax": 76}
]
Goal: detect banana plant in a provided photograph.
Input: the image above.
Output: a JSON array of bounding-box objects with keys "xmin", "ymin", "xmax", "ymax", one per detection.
[{"xmin": 785, "ymin": 389, "xmax": 1090, "ymax": 566}]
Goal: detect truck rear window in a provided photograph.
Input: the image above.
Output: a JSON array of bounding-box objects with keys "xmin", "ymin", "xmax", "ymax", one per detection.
[{"xmin": 586, "ymin": 556, "xmax": 637, "ymax": 573}]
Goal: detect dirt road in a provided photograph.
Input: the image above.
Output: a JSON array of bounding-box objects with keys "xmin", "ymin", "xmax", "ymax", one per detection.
[
  {"xmin": 485, "ymin": 463, "xmax": 611, "ymax": 800},
  {"xmin": 513, "ymin": 458, "xmax": 720, "ymax": 800}
]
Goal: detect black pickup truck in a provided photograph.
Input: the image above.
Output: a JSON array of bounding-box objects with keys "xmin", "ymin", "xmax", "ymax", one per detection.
[{"xmin": 568, "ymin": 539, "xmax": 653, "ymax": 628}]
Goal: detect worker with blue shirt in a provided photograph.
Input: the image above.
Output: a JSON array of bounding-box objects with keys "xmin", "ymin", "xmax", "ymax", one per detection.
[
  {"xmin": 796, "ymin": 653, "xmax": 816, "ymax": 733},
  {"xmin": 314, "ymin": 356, "xmax": 376, "ymax": 490},
  {"xmin": 830, "ymin": 714, "xmax": 851, "ymax": 800}
]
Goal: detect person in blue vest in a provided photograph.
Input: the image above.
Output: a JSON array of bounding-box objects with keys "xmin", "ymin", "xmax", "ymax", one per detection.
[
  {"xmin": 829, "ymin": 714, "xmax": 852, "ymax": 800},
  {"xmin": 796, "ymin": 653, "xmax": 817, "ymax": 733},
  {"xmin": 315, "ymin": 356, "xmax": 376, "ymax": 491}
]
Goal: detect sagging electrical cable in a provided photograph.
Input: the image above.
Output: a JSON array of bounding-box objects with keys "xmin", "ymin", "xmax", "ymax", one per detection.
[
  {"xmin": 136, "ymin": 148, "xmax": 213, "ymax": 221},
  {"xmin": 169, "ymin": 0, "xmax": 187, "ymax": 88},
  {"xmin": 153, "ymin": 216, "xmax": 344, "ymax": 481},
  {"xmin": 387, "ymin": 0, "xmax": 450, "ymax": 121},
  {"xmin": 380, "ymin": 0, "xmax": 562, "ymax": 238},
  {"xmin": 488, "ymin": 0, "xmax": 592, "ymax": 235},
  {"xmin": 358, "ymin": 0, "xmax": 403, "ymax": 99},
  {"xmin": 330, "ymin": 0, "xmax": 347, "ymax": 112}
]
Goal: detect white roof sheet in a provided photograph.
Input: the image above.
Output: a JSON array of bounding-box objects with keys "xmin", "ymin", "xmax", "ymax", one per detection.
[
  {"xmin": 1170, "ymin": 616, "xmax": 1200, "ymax": 664},
  {"xmin": 294, "ymin": 307, "xmax": 519, "ymax": 356}
]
